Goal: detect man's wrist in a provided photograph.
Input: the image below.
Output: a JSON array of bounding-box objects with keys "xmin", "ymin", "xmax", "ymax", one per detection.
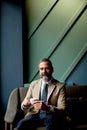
[{"xmin": 22, "ymin": 104, "xmax": 29, "ymax": 110}]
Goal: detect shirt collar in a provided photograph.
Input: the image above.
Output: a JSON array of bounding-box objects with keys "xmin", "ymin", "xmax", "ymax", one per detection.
[{"xmin": 41, "ymin": 77, "xmax": 53, "ymax": 86}]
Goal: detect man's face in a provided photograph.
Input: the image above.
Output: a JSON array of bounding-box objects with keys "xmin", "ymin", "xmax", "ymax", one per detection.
[{"xmin": 39, "ymin": 61, "xmax": 53, "ymax": 81}]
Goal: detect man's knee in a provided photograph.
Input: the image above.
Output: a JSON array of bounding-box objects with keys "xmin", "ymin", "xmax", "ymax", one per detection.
[{"xmin": 46, "ymin": 112, "xmax": 66, "ymax": 129}]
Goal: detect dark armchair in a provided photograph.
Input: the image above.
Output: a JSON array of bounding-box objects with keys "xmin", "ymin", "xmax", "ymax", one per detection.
[{"xmin": 4, "ymin": 85, "xmax": 87, "ymax": 130}]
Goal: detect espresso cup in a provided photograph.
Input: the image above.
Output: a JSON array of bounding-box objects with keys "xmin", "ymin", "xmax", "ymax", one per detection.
[{"xmin": 30, "ymin": 98, "xmax": 38, "ymax": 104}]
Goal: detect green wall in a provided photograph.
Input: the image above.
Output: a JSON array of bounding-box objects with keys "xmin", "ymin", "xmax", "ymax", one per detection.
[{"xmin": 24, "ymin": 0, "xmax": 87, "ymax": 84}]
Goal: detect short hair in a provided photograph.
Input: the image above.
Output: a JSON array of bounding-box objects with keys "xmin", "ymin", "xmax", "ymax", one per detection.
[{"xmin": 39, "ymin": 58, "xmax": 53, "ymax": 69}]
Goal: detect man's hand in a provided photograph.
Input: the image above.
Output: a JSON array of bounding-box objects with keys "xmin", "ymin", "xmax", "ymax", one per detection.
[
  {"xmin": 33, "ymin": 100, "xmax": 49, "ymax": 111},
  {"xmin": 22, "ymin": 98, "xmax": 31, "ymax": 107}
]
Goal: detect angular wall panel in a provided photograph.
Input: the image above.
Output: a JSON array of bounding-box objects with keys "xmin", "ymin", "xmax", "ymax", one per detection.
[
  {"xmin": 25, "ymin": 0, "xmax": 57, "ymax": 38},
  {"xmin": 24, "ymin": 0, "xmax": 87, "ymax": 84}
]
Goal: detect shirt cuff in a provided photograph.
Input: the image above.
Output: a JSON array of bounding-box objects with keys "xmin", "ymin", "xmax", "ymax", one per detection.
[{"xmin": 49, "ymin": 105, "xmax": 55, "ymax": 112}]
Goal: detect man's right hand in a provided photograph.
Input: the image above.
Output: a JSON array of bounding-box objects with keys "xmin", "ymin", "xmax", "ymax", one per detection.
[{"xmin": 21, "ymin": 98, "xmax": 31, "ymax": 110}]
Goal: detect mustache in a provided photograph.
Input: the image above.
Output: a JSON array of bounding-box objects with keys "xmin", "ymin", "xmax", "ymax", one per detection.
[
  {"xmin": 41, "ymin": 72, "xmax": 49, "ymax": 77},
  {"xmin": 41, "ymin": 73, "xmax": 51, "ymax": 80}
]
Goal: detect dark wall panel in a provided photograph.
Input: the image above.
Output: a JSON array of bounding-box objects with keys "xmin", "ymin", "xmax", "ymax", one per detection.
[{"xmin": 1, "ymin": 1, "xmax": 23, "ymax": 113}]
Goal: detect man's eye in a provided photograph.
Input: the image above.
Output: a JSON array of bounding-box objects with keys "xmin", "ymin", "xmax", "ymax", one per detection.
[{"xmin": 46, "ymin": 68, "xmax": 49, "ymax": 70}]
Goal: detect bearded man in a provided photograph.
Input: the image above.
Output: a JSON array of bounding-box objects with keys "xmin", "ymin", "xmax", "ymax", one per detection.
[{"xmin": 16, "ymin": 58, "xmax": 66, "ymax": 130}]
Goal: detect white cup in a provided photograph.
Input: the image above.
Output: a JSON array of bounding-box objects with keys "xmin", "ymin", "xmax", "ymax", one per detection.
[{"xmin": 30, "ymin": 98, "xmax": 38, "ymax": 104}]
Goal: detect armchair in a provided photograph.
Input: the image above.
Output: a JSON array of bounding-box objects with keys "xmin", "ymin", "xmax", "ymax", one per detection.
[{"xmin": 4, "ymin": 85, "xmax": 87, "ymax": 130}]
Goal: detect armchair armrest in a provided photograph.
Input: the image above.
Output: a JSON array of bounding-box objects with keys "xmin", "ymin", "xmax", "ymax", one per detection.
[
  {"xmin": 4, "ymin": 87, "xmax": 28, "ymax": 130},
  {"xmin": 4, "ymin": 88, "xmax": 19, "ymax": 123}
]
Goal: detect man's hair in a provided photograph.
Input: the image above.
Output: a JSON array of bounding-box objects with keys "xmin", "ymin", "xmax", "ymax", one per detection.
[{"xmin": 39, "ymin": 58, "xmax": 53, "ymax": 69}]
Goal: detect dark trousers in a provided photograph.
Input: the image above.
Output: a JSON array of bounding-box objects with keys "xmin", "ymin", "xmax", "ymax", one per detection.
[{"xmin": 16, "ymin": 112, "xmax": 66, "ymax": 130}]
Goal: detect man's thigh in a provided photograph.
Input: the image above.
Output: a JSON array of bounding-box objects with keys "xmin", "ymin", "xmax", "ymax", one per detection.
[
  {"xmin": 17, "ymin": 113, "xmax": 43, "ymax": 130},
  {"xmin": 45, "ymin": 112, "xmax": 65, "ymax": 130}
]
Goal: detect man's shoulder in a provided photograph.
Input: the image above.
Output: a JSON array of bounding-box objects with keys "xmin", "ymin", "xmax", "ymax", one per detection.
[
  {"xmin": 30, "ymin": 79, "xmax": 41, "ymax": 85},
  {"xmin": 52, "ymin": 78, "xmax": 65, "ymax": 88},
  {"xmin": 52, "ymin": 78, "xmax": 64, "ymax": 85}
]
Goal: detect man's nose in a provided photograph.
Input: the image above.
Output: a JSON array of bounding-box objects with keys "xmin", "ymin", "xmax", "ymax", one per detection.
[{"xmin": 43, "ymin": 68, "xmax": 46, "ymax": 73}]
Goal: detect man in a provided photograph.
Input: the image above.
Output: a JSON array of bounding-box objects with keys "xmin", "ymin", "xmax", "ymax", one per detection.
[{"xmin": 17, "ymin": 58, "xmax": 66, "ymax": 130}]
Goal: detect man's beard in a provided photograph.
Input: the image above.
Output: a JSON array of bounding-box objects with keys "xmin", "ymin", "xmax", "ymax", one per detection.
[
  {"xmin": 42, "ymin": 75, "xmax": 49, "ymax": 81},
  {"xmin": 41, "ymin": 73, "xmax": 52, "ymax": 81}
]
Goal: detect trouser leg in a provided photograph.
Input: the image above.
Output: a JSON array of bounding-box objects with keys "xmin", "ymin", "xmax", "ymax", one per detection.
[
  {"xmin": 45, "ymin": 112, "xmax": 66, "ymax": 130},
  {"xmin": 16, "ymin": 113, "xmax": 41, "ymax": 130}
]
